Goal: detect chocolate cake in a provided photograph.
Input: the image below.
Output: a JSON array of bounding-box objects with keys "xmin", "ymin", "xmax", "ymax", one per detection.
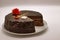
[{"xmin": 4, "ymin": 8, "xmax": 44, "ymax": 33}]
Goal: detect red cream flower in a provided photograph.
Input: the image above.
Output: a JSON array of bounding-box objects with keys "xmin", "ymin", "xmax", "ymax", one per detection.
[
  {"xmin": 12, "ymin": 8, "xmax": 20, "ymax": 15},
  {"xmin": 12, "ymin": 8, "xmax": 21, "ymax": 19}
]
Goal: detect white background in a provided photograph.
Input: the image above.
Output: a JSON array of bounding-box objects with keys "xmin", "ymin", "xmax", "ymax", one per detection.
[{"xmin": 0, "ymin": 0, "xmax": 60, "ymax": 40}]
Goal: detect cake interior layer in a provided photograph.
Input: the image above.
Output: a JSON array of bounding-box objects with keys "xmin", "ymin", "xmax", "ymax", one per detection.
[{"xmin": 28, "ymin": 16, "xmax": 43, "ymax": 26}]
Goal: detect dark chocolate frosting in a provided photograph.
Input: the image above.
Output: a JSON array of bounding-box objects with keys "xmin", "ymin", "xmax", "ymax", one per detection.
[{"xmin": 4, "ymin": 10, "xmax": 44, "ymax": 33}]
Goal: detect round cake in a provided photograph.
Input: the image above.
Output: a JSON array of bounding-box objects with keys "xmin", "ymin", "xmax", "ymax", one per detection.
[{"xmin": 4, "ymin": 8, "xmax": 44, "ymax": 33}]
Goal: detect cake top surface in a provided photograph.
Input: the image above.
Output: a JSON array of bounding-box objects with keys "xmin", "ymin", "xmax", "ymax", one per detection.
[
  {"xmin": 5, "ymin": 10, "xmax": 43, "ymax": 22},
  {"xmin": 21, "ymin": 10, "xmax": 42, "ymax": 16},
  {"xmin": 5, "ymin": 13, "xmax": 33, "ymax": 22}
]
